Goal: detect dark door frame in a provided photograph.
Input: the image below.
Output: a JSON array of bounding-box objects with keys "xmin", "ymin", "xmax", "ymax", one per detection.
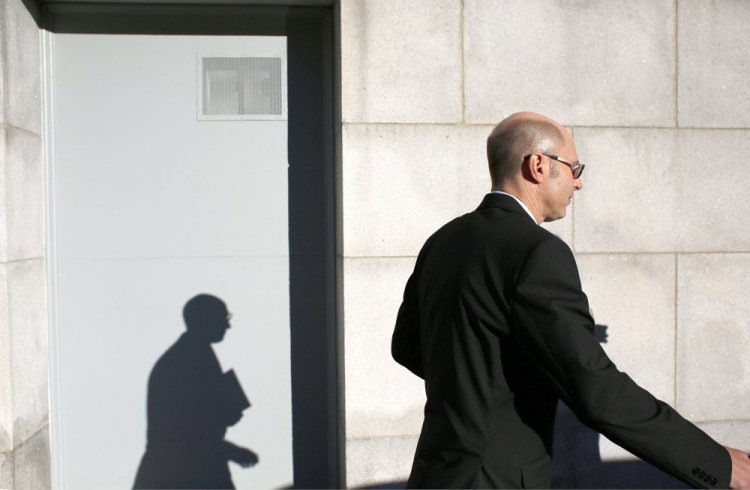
[{"xmin": 42, "ymin": 4, "xmax": 343, "ymax": 488}]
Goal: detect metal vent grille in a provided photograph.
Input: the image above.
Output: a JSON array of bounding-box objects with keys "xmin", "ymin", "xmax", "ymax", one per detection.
[{"xmin": 201, "ymin": 57, "xmax": 283, "ymax": 118}]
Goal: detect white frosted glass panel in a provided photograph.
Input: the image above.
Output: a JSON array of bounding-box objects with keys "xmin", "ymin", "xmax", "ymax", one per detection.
[
  {"xmin": 56, "ymin": 257, "xmax": 292, "ymax": 489},
  {"xmin": 49, "ymin": 34, "xmax": 292, "ymax": 489},
  {"xmin": 52, "ymin": 35, "xmax": 288, "ymax": 259}
]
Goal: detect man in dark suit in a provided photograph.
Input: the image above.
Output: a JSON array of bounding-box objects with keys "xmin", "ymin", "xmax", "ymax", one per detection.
[{"xmin": 392, "ymin": 112, "xmax": 750, "ymax": 489}]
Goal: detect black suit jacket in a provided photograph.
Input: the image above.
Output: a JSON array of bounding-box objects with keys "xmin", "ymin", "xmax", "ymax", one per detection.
[{"xmin": 392, "ymin": 193, "xmax": 730, "ymax": 489}]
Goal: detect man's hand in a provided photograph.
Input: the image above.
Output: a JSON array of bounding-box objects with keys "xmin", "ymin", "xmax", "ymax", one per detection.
[
  {"xmin": 230, "ymin": 446, "xmax": 259, "ymax": 468},
  {"xmin": 726, "ymin": 446, "xmax": 750, "ymax": 489}
]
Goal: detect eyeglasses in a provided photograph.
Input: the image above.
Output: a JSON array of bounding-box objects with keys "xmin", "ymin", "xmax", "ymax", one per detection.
[
  {"xmin": 545, "ymin": 153, "xmax": 585, "ymax": 178},
  {"xmin": 524, "ymin": 153, "xmax": 585, "ymax": 179}
]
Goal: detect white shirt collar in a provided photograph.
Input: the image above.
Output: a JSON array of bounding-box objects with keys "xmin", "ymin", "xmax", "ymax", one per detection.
[{"xmin": 490, "ymin": 191, "xmax": 537, "ymax": 224}]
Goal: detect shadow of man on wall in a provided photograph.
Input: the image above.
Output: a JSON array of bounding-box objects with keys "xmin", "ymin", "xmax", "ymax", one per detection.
[{"xmin": 133, "ymin": 294, "xmax": 258, "ymax": 489}]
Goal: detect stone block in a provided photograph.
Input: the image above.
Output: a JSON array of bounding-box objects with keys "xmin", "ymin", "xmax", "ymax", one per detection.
[
  {"xmin": 344, "ymin": 257, "xmax": 425, "ymax": 439},
  {"xmin": 346, "ymin": 435, "xmax": 417, "ymax": 488},
  {"xmin": 0, "ymin": 129, "xmax": 6, "ymax": 262},
  {"xmin": 0, "ymin": 0, "xmax": 42, "ymax": 134},
  {"xmin": 0, "ymin": 128, "xmax": 44, "ymax": 262},
  {"xmin": 678, "ymin": 2, "xmax": 750, "ymax": 128},
  {"xmin": 697, "ymin": 420, "xmax": 750, "ymax": 453},
  {"xmin": 676, "ymin": 254, "xmax": 750, "ymax": 421},
  {"xmin": 574, "ymin": 128, "xmax": 750, "ymax": 252},
  {"xmin": 340, "ymin": 0, "xmax": 462, "ymax": 123},
  {"xmin": 0, "ymin": 0, "xmax": 5, "ymax": 127},
  {"xmin": 576, "ymin": 254, "xmax": 675, "ymax": 404},
  {"xmin": 342, "ymin": 123, "xmax": 496, "ymax": 257},
  {"xmin": 0, "ymin": 263, "xmax": 10, "ymax": 452},
  {"xmin": 0, "ymin": 449, "xmax": 13, "ymax": 489},
  {"xmin": 12, "ymin": 426, "xmax": 50, "ymax": 490},
  {"xmin": 464, "ymin": 0, "xmax": 675, "ymax": 127},
  {"xmin": 8, "ymin": 259, "xmax": 48, "ymax": 445}
]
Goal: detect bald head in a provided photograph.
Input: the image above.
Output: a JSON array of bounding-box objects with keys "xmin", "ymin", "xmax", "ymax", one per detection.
[
  {"xmin": 487, "ymin": 112, "xmax": 566, "ymax": 187},
  {"xmin": 183, "ymin": 294, "xmax": 231, "ymax": 343}
]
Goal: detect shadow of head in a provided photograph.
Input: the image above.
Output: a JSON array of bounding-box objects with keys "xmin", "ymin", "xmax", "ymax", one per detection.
[{"xmin": 183, "ymin": 294, "xmax": 232, "ymax": 343}]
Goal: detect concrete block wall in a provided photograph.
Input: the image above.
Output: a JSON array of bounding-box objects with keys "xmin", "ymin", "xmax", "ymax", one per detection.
[
  {"xmin": 0, "ymin": 0, "xmax": 50, "ymax": 487},
  {"xmin": 340, "ymin": 0, "xmax": 750, "ymax": 486}
]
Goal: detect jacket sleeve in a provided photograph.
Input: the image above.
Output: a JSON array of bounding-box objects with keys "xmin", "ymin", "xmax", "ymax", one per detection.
[
  {"xmin": 511, "ymin": 235, "xmax": 731, "ymax": 489},
  {"xmin": 392, "ymin": 270, "xmax": 424, "ymax": 379}
]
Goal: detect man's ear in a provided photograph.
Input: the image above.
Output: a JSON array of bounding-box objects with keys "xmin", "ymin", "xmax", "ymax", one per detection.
[{"xmin": 523, "ymin": 153, "xmax": 546, "ymax": 184}]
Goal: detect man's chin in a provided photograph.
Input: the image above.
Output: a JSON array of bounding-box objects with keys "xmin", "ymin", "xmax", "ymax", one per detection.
[{"xmin": 544, "ymin": 211, "xmax": 566, "ymax": 223}]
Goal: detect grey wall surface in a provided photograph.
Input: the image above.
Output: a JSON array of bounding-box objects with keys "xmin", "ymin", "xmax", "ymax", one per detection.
[
  {"xmin": 0, "ymin": 0, "xmax": 50, "ymax": 487},
  {"xmin": 340, "ymin": 0, "xmax": 750, "ymax": 487}
]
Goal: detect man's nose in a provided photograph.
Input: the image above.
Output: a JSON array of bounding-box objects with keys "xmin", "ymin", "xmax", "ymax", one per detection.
[{"xmin": 574, "ymin": 177, "xmax": 583, "ymax": 191}]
